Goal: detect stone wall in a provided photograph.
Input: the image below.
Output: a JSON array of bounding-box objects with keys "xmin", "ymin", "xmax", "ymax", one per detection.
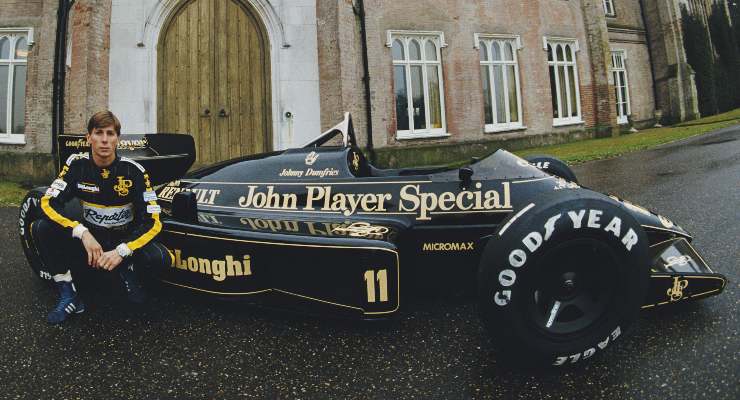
[
  {"xmin": 64, "ymin": 0, "xmax": 112, "ymax": 135},
  {"xmin": 607, "ymin": 0, "xmax": 647, "ymax": 29},
  {"xmin": 0, "ymin": 0, "xmax": 57, "ymax": 154},
  {"xmin": 641, "ymin": 0, "xmax": 700, "ymax": 123},
  {"xmin": 607, "ymin": 0, "xmax": 657, "ymax": 126},
  {"xmin": 358, "ymin": 0, "xmax": 597, "ymax": 150},
  {"xmin": 317, "ymin": 0, "xmax": 367, "ymax": 146},
  {"xmin": 581, "ymin": 0, "xmax": 618, "ymax": 136}
]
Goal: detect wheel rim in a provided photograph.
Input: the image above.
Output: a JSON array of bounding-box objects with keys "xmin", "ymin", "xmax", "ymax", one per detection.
[{"xmin": 525, "ymin": 238, "xmax": 619, "ymax": 336}]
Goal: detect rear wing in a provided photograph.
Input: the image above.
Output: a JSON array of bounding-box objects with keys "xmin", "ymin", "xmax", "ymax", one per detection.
[{"xmin": 57, "ymin": 133, "xmax": 196, "ymax": 186}]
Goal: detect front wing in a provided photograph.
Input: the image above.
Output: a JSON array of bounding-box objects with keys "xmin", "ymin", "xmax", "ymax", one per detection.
[{"xmin": 644, "ymin": 238, "xmax": 727, "ymax": 308}]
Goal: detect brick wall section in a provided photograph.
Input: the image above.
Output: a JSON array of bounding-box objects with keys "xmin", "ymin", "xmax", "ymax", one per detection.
[
  {"xmin": 354, "ymin": 0, "xmax": 597, "ymax": 150},
  {"xmin": 606, "ymin": 0, "xmax": 656, "ymax": 126},
  {"xmin": 64, "ymin": 0, "xmax": 112, "ymax": 135},
  {"xmin": 641, "ymin": 0, "xmax": 699, "ymax": 123},
  {"xmin": 317, "ymin": 0, "xmax": 369, "ymax": 147},
  {"xmin": 580, "ymin": 0, "xmax": 618, "ymax": 135},
  {"xmin": 608, "ymin": 0, "xmax": 647, "ymax": 29},
  {"xmin": 317, "ymin": 0, "xmax": 343, "ymax": 131},
  {"xmin": 0, "ymin": 0, "xmax": 56, "ymax": 154}
]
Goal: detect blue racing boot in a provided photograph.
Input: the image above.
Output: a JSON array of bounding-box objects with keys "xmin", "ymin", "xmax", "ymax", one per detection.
[
  {"xmin": 47, "ymin": 281, "xmax": 85, "ymax": 324},
  {"xmin": 119, "ymin": 263, "xmax": 148, "ymax": 304}
]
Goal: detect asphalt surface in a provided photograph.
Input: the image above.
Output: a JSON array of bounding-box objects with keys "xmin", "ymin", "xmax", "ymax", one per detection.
[{"xmin": 1, "ymin": 125, "xmax": 738, "ymax": 399}]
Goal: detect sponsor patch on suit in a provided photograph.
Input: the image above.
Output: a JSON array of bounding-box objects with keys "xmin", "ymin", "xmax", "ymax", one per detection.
[
  {"xmin": 77, "ymin": 182, "xmax": 101, "ymax": 193},
  {"xmin": 82, "ymin": 203, "xmax": 134, "ymax": 227}
]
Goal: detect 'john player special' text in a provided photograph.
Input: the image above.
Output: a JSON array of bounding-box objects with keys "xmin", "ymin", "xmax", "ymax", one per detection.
[{"xmin": 238, "ymin": 182, "xmax": 512, "ymax": 220}]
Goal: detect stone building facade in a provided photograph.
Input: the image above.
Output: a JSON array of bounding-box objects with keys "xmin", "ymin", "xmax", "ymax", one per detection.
[{"xmin": 0, "ymin": 0, "xmax": 713, "ymax": 181}]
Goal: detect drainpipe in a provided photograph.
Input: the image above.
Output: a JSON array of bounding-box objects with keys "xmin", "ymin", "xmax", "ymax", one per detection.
[
  {"xmin": 638, "ymin": 0, "xmax": 659, "ymax": 120},
  {"xmin": 355, "ymin": 0, "xmax": 375, "ymax": 164},
  {"xmin": 51, "ymin": 0, "xmax": 73, "ymax": 165}
]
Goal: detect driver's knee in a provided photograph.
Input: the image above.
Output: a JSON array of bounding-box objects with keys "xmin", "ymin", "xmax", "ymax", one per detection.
[
  {"xmin": 132, "ymin": 241, "xmax": 172, "ymax": 271},
  {"xmin": 31, "ymin": 219, "xmax": 61, "ymax": 243}
]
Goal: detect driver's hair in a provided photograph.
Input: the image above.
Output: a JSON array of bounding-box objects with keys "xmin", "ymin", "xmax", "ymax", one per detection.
[{"xmin": 86, "ymin": 110, "xmax": 121, "ymax": 136}]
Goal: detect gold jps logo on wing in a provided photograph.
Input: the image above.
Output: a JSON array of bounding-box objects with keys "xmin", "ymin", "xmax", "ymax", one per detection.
[
  {"xmin": 331, "ymin": 222, "xmax": 389, "ymax": 237},
  {"xmin": 667, "ymin": 276, "xmax": 689, "ymax": 301},
  {"xmin": 114, "ymin": 176, "xmax": 133, "ymax": 196},
  {"xmin": 171, "ymin": 249, "xmax": 252, "ymax": 282}
]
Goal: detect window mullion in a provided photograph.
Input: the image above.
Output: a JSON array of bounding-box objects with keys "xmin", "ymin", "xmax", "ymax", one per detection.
[
  {"xmin": 563, "ymin": 61, "xmax": 572, "ymax": 119},
  {"xmin": 0, "ymin": 62, "xmax": 6, "ymax": 136},
  {"xmin": 502, "ymin": 59, "xmax": 511, "ymax": 125},
  {"xmin": 573, "ymin": 59, "xmax": 582, "ymax": 118},
  {"xmin": 438, "ymin": 63, "xmax": 446, "ymax": 132},
  {"xmin": 553, "ymin": 61, "xmax": 562, "ymax": 121},
  {"xmin": 405, "ymin": 63, "xmax": 413, "ymax": 133},
  {"xmin": 617, "ymin": 72, "xmax": 624, "ymax": 115},
  {"xmin": 488, "ymin": 61, "xmax": 497, "ymax": 125},
  {"xmin": 513, "ymin": 58, "xmax": 522, "ymax": 126},
  {"xmin": 422, "ymin": 59, "xmax": 431, "ymax": 132},
  {"xmin": 7, "ymin": 62, "xmax": 14, "ymax": 135},
  {"xmin": 624, "ymin": 71, "xmax": 631, "ymax": 116},
  {"xmin": 403, "ymin": 39, "xmax": 413, "ymax": 133},
  {"xmin": 613, "ymin": 71, "xmax": 621, "ymax": 118}
]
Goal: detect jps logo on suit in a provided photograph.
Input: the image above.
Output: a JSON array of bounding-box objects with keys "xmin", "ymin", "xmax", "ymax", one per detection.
[{"xmin": 114, "ymin": 176, "xmax": 133, "ymax": 196}]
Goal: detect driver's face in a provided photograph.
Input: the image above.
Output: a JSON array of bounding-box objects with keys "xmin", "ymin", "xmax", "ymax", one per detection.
[{"xmin": 86, "ymin": 125, "xmax": 119, "ymax": 159}]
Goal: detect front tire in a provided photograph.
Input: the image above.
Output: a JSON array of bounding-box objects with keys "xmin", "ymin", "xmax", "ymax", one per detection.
[{"xmin": 478, "ymin": 193, "xmax": 649, "ymax": 367}]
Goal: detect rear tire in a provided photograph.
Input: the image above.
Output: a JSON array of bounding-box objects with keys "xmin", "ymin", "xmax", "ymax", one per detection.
[
  {"xmin": 525, "ymin": 155, "xmax": 578, "ymax": 183},
  {"xmin": 18, "ymin": 187, "xmax": 54, "ymax": 284},
  {"xmin": 478, "ymin": 193, "xmax": 649, "ymax": 367}
]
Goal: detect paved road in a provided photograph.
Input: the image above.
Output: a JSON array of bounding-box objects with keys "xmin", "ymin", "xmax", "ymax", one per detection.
[{"xmin": 2, "ymin": 125, "xmax": 738, "ymax": 399}]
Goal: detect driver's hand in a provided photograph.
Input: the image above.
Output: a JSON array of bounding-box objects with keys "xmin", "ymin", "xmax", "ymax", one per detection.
[
  {"xmin": 81, "ymin": 230, "xmax": 103, "ymax": 267},
  {"xmin": 97, "ymin": 250, "xmax": 124, "ymax": 271}
]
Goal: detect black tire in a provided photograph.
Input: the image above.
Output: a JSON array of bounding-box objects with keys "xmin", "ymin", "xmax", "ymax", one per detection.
[
  {"xmin": 478, "ymin": 193, "xmax": 649, "ymax": 367},
  {"xmin": 18, "ymin": 187, "xmax": 54, "ymax": 284},
  {"xmin": 525, "ymin": 155, "xmax": 578, "ymax": 183}
]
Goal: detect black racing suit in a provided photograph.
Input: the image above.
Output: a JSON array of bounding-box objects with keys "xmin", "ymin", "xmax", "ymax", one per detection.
[{"xmin": 32, "ymin": 151, "xmax": 171, "ymax": 276}]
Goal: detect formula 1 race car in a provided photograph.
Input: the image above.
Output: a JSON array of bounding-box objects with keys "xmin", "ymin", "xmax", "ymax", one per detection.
[{"xmin": 19, "ymin": 114, "xmax": 726, "ymax": 367}]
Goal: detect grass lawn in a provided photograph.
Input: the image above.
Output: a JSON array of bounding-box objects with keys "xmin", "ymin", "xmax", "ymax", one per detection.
[
  {"xmin": 515, "ymin": 108, "xmax": 740, "ymax": 164},
  {"xmin": 0, "ymin": 181, "xmax": 31, "ymax": 207}
]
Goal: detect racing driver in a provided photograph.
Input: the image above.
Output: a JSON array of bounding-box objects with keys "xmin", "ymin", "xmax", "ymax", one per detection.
[{"xmin": 32, "ymin": 111, "xmax": 170, "ymax": 324}]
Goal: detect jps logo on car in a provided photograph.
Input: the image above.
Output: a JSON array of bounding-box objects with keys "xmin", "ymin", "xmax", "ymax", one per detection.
[
  {"xmin": 305, "ymin": 151, "xmax": 319, "ymax": 166},
  {"xmin": 114, "ymin": 176, "xmax": 133, "ymax": 196},
  {"xmin": 667, "ymin": 276, "xmax": 689, "ymax": 301}
]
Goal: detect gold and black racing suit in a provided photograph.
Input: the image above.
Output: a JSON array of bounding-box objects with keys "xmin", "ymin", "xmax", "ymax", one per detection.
[{"xmin": 32, "ymin": 152, "xmax": 170, "ymax": 275}]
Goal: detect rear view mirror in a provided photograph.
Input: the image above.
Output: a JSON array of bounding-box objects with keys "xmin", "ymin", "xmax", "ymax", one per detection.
[
  {"xmin": 459, "ymin": 167, "xmax": 474, "ymax": 188},
  {"xmin": 172, "ymin": 191, "xmax": 198, "ymax": 223}
]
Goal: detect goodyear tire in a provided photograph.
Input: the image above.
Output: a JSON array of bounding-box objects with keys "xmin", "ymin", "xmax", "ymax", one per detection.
[
  {"xmin": 18, "ymin": 187, "xmax": 55, "ymax": 284},
  {"xmin": 478, "ymin": 193, "xmax": 649, "ymax": 367},
  {"xmin": 525, "ymin": 155, "xmax": 578, "ymax": 183}
]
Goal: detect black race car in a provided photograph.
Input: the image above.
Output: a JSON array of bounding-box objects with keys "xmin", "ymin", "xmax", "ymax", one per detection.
[{"xmin": 19, "ymin": 114, "xmax": 726, "ymax": 367}]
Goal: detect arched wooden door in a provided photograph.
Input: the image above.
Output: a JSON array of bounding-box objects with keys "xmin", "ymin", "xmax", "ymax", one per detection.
[{"xmin": 157, "ymin": 0, "xmax": 271, "ymax": 167}]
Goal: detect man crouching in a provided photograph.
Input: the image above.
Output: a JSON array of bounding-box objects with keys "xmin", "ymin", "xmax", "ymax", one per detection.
[{"xmin": 33, "ymin": 110, "xmax": 170, "ymax": 324}]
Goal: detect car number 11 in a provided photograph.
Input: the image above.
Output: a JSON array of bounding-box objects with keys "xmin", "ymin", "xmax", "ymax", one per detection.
[{"xmin": 364, "ymin": 269, "xmax": 388, "ymax": 303}]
